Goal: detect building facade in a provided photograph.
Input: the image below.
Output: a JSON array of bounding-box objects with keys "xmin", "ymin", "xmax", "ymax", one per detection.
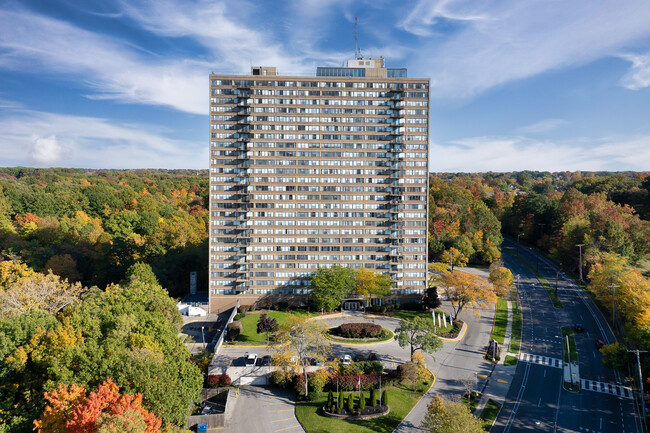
[{"xmin": 209, "ymin": 59, "xmax": 429, "ymax": 313}]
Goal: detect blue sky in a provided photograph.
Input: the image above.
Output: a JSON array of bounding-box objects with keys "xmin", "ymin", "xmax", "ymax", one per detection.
[{"xmin": 1, "ymin": 0, "xmax": 650, "ymax": 172}]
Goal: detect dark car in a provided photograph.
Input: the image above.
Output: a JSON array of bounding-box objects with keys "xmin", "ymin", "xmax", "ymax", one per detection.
[
  {"xmin": 354, "ymin": 353, "xmax": 365, "ymax": 362},
  {"xmin": 261, "ymin": 355, "xmax": 272, "ymax": 366},
  {"xmin": 368, "ymin": 352, "xmax": 377, "ymax": 361},
  {"xmin": 595, "ymin": 339, "xmax": 606, "ymax": 350},
  {"xmin": 574, "ymin": 323, "xmax": 584, "ymax": 333}
]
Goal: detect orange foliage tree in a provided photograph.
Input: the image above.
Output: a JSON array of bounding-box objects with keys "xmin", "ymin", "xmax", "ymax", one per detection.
[
  {"xmin": 433, "ymin": 269, "xmax": 496, "ymax": 319},
  {"xmin": 34, "ymin": 378, "xmax": 162, "ymax": 433}
]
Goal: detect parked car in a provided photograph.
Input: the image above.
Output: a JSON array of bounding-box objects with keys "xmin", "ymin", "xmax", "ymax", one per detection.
[
  {"xmin": 354, "ymin": 353, "xmax": 365, "ymax": 362},
  {"xmin": 574, "ymin": 323, "xmax": 584, "ymax": 333},
  {"xmin": 341, "ymin": 354, "xmax": 352, "ymax": 365},
  {"xmin": 246, "ymin": 353, "xmax": 258, "ymax": 366},
  {"xmin": 368, "ymin": 352, "xmax": 378, "ymax": 361},
  {"xmin": 595, "ymin": 339, "xmax": 606, "ymax": 350},
  {"xmin": 261, "ymin": 355, "xmax": 272, "ymax": 366}
]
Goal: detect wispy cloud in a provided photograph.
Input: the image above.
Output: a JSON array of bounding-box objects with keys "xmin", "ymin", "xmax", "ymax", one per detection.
[
  {"xmin": 430, "ymin": 135, "xmax": 650, "ymax": 172},
  {"xmin": 403, "ymin": 0, "xmax": 650, "ymax": 98},
  {"xmin": 517, "ymin": 119, "xmax": 567, "ymax": 134},
  {"xmin": 619, "ymin": 52, "xmax": 650, "ymax": 90},
  {"xmin": 0, "ymin": 108, "xmax": 204, "ymax": 169},
  {"xmin": 399, "ymin": 0, "xmax": 488, "ymax": 37}
]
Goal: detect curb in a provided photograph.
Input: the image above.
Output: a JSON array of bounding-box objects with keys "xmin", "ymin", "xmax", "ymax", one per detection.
[
  {"xmin": 399, "ymin": 369, "xmax": 437, "ymax": 426},
  {"xmin": 439, "ymin": 321, "xmax": 468, "ymax": 342}
]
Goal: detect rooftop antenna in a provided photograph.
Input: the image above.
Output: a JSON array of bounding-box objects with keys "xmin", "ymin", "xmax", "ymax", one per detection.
[{"xmin": 354, "ymin": 17, "xmax": 361, "ymax": 59}]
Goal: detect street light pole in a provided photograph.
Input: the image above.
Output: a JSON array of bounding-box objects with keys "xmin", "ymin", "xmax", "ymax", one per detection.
[
  {"xmin": 628, "ymin": 349, "xmax": 648, "ymax": 432},
  {"xmin": 576, "ymin": 244, "xmax": 585, "ymax": 283},
  {"xmin": 201, "ymin": 326, "xmax": 206, "ymax": 350}
]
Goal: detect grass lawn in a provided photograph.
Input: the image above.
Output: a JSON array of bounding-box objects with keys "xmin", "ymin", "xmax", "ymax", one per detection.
[
  {"xmin": 504, "ymin": 355, "xmax": 518, "ymax": 366},
  {"xmin": 491, "ymin": 299, "xmax": 508, "ymax": 344},
  {"xmin": 236, "ymin": 310, "xmax": 314, "ymax": 344},
  {"xmin": 561, "ymin": 327, "xmax": 578, "ymax": 363},
  {"xmin": 479, "ymin": 399, "xmax": 501, "ymax": 431},
  {"xmin": 296, "ymin": 382, "xmax": 431, "ymax": 433},
  {"xmin": 510, "ymin": 301, "xmax": 522, "ymax": 354},
  {"xmin": 462, "ymin": 391, "xmax": 480, "ymax": 413}
]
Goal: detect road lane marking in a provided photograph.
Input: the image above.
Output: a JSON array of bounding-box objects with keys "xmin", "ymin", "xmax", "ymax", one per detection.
[
  {"xmin": 271, "ymin": 417, "xmax": 295, "ymax": 423},
  {"xmin": 273, "ymin": 426, "xmax": 302, "ymax": 432},
  {"xmin": 497, "ymin": 379, "xmax": 508, "ymax": 384},
  {"xmin": 519, "ymin": 352, "xmax": 562, "ymax": 368},
  {"xmin": 580, "ymin": 379, "xmax": 633, "ymax": 399}
]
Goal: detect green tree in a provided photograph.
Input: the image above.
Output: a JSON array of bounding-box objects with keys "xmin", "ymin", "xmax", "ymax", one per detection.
[
  {"xmin": 310, "ymin": 266, "xmax": 355, "ymax": 311},
  {"xmin": 394, "ymin": 317, "xmax": 443, "ymax": 359}
]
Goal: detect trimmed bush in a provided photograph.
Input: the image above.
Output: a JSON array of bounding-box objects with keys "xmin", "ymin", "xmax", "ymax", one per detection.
[
  {"xmin": 327, "ymin": 390, "xmax": 334, "ymax": 409},
  {"xmin": 359, "ymin": 393, "xmax": 366, "ymax": 410},
  {"xmin": 338, "ymin": 392, "xmax": 343, "ymax": 414},
  {"xmin": 206, "ymin": 374, "xmax": 220, "ymax": 388},
  {"xmin": 219, "ymin": 373, "xmax": 231, "ymax": 387},
  {"xmin": 346, "ymin": 394, "xmax": 354, "ymax": 413},
  {"xmin": 381, "ymin": 390, "xmax": 388, "ymax": 406},
  {"xmin": 370, "ymin": 388, "xmax": 377, "ymax": 407},
  {"xmin": 234, "ymin": 312, "xmax": 246, "ymax": 321},
  {"xmin": 337, "ymin": 323, "xmax": 383, "ymax": 338}
]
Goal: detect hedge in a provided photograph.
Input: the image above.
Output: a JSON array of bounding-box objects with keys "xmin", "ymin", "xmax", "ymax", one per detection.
[{"xmin": 337, "ymin": 323, "xmax": 383, "ymax": 338}]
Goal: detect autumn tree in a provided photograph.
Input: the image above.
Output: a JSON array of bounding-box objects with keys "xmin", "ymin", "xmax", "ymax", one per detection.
[
  {"xmin": 422, "ymin": 286, "xmax": 441, "ymax": 310},
  {"xmin": 0, "ymin": 260, "xmax": 83, "ymax": 317},
  {"xmin": 310, "ymin": 266, "xmax": 355, "ymax": 311},
  {"xmin": 439, "ymin": 247, "xmax": 468, "ymax": 272},
  {"xmin": 394, "ymin": 317, "xmax": 442, "ymax": 360},
  {"xmin": 273, "ymin": 316, "xmax": 330, "ymax": 398},
  {"xmin": 421, "ymin": 395, "xmax": 484, "ymax": 433},
  {"xmin": 354, "ymin": 267, "xmax": 392, "ymax": 305},
  {"xmin": 489, "ymin": 266, "xmax": 514, "ymax": 297},
  {"xmin": 34, "ymin": 378, "xmax": 162, "ymax": 433},
  {"xmin": 433, "ymin": 270, "xmax": 496, "ymax": 319}
]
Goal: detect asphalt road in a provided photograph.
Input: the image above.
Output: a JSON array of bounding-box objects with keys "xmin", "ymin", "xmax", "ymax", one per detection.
[{"xmin": 493, "ymin": 239, "xmax": 641, "ymax": 433}]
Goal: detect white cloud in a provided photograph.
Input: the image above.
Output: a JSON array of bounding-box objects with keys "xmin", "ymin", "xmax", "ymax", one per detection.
[
  {"xmin": 28, "ymin": 136, "xmax": 66, "ymax": 165},
  {"xmin": 517, "ymin": 119, "xmax": 566, "ymax": 134},
  {"xmin": 402, "ymin": 0, "xmax": 650, "ymax": 98},
  {"xmin": 430, "ymin": 135, "xmax": 650, "ymax": 172},
  {"xmin": 399, "ymin": 0, "xmax": 488, "ymax": 36},
  {"xmin": 0, "ymin": 109, "xmax": 205, "ymax": 169},
  {"xmin": 619, "ymin": 53, "xmax": 650, "ymax": 90}
]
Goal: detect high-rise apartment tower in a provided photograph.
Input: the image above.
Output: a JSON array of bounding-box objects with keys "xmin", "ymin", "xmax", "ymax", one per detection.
[{"xmin": 209, "ymin": 58, "xmax": 429, "ymax": 313}]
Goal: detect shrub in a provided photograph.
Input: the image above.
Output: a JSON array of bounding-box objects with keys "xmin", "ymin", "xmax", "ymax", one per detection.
[
  {"xmin": 359, "ymin": 393, "xmax": 366, "ymax": 410},
  {"xmin": 269, "ymin": 370, "xmax": 296, "ymax": 388},
  {"xmin": 346, "ymin": 394, "xmax": 354, "ymax": 413},
  {"xmin": 206, "ymin": 374, "xmax": 220, "ymax": 388},
  {"xmin": 337, "ymin": 323, "xmax": 383, "ymax": 339},
  {"xmin": 338, "ymin": 391, "xmax": 343, "ymax": 413},
  {"xmin": 327, "ymin": 390, "xmax": 334, "ymax": 409},
  {"xmin": 295, "ymin": 370, "xmax": 331, "ymax": 395},
  {"xmin": 381, "ymin": 390, "xmax": 388, "ymax": 406},
  {"xmin": 356, "ymin": 360, "xmax": 383, "ymax": 375},
  {"xmin": 330, "ymin": 374, "xmax": 381, "ymax": 391},
  {"xmin": 219, "ymin": 374, "xmax": 231, "ymax": 387},
  {"xmin": 234, "ymin": 312, "xmax": 246, "ymax": 321},
  {"xmin": 226, "ymin": 321, "xmax": 242, "ymax": 341},
  {"xmin": 370, "ymin": 388, "xmax": 377, "ymax": 406}
]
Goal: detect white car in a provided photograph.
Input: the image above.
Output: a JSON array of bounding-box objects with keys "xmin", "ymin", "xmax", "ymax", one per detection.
[
  {"xmin": 341, "ymin": 354, "xmax": 352, "ymax": 365},
  {"xmin": 246, "ymin": 353, "xmax": 258, "ymax": 366}
]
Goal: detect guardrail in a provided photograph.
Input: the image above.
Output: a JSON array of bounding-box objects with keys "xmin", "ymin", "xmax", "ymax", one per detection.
[{"xmin": 213, "ymin": 299, "xmax": 240, "ymax": 355}]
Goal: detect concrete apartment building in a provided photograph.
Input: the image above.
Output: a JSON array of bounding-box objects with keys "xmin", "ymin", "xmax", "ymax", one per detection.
[{"xmin": 209, "ymin": 58, "xmax": 429, "ymax": 313}]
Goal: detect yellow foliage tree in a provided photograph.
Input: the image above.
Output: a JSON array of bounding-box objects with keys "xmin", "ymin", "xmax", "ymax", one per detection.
[{"xmin": 433, "ymin": 270, "xmax": 496, "ymax": 319}]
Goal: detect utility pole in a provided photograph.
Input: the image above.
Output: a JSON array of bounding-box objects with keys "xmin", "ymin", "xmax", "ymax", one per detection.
[
  {"xmin": 608, "ymin": 285, "xmax": 620, "ymax": 327},
  {"xmin": 628, "ymin": 349, "xmax": 648, "ymax": 431},
  {"xmin": 576, "ymin": 244, "xmax": 585, "ymax": 283}
]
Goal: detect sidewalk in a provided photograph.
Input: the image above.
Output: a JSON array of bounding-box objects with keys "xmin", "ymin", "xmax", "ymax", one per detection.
[{"xmin": 474, "ymin": 300, "xmax": 515, "ymax": 417}]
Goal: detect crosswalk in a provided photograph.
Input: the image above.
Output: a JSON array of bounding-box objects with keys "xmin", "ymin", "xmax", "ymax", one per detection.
[
  {"xmin": 519, "ymin": 352, "xmax": 563, "ymax": 368},
  {"xmin": 532, "ymin": 337, "xmax": 562, "ymax": 345},
  {"xmin": 580, "ymin": 379, "xmax": 633, "ymax": 399}
]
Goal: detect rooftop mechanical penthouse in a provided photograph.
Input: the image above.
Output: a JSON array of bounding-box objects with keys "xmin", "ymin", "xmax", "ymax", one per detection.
[{"xmin": 209, "ymin": 58, "xmax": 429, "ymax": 313}]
